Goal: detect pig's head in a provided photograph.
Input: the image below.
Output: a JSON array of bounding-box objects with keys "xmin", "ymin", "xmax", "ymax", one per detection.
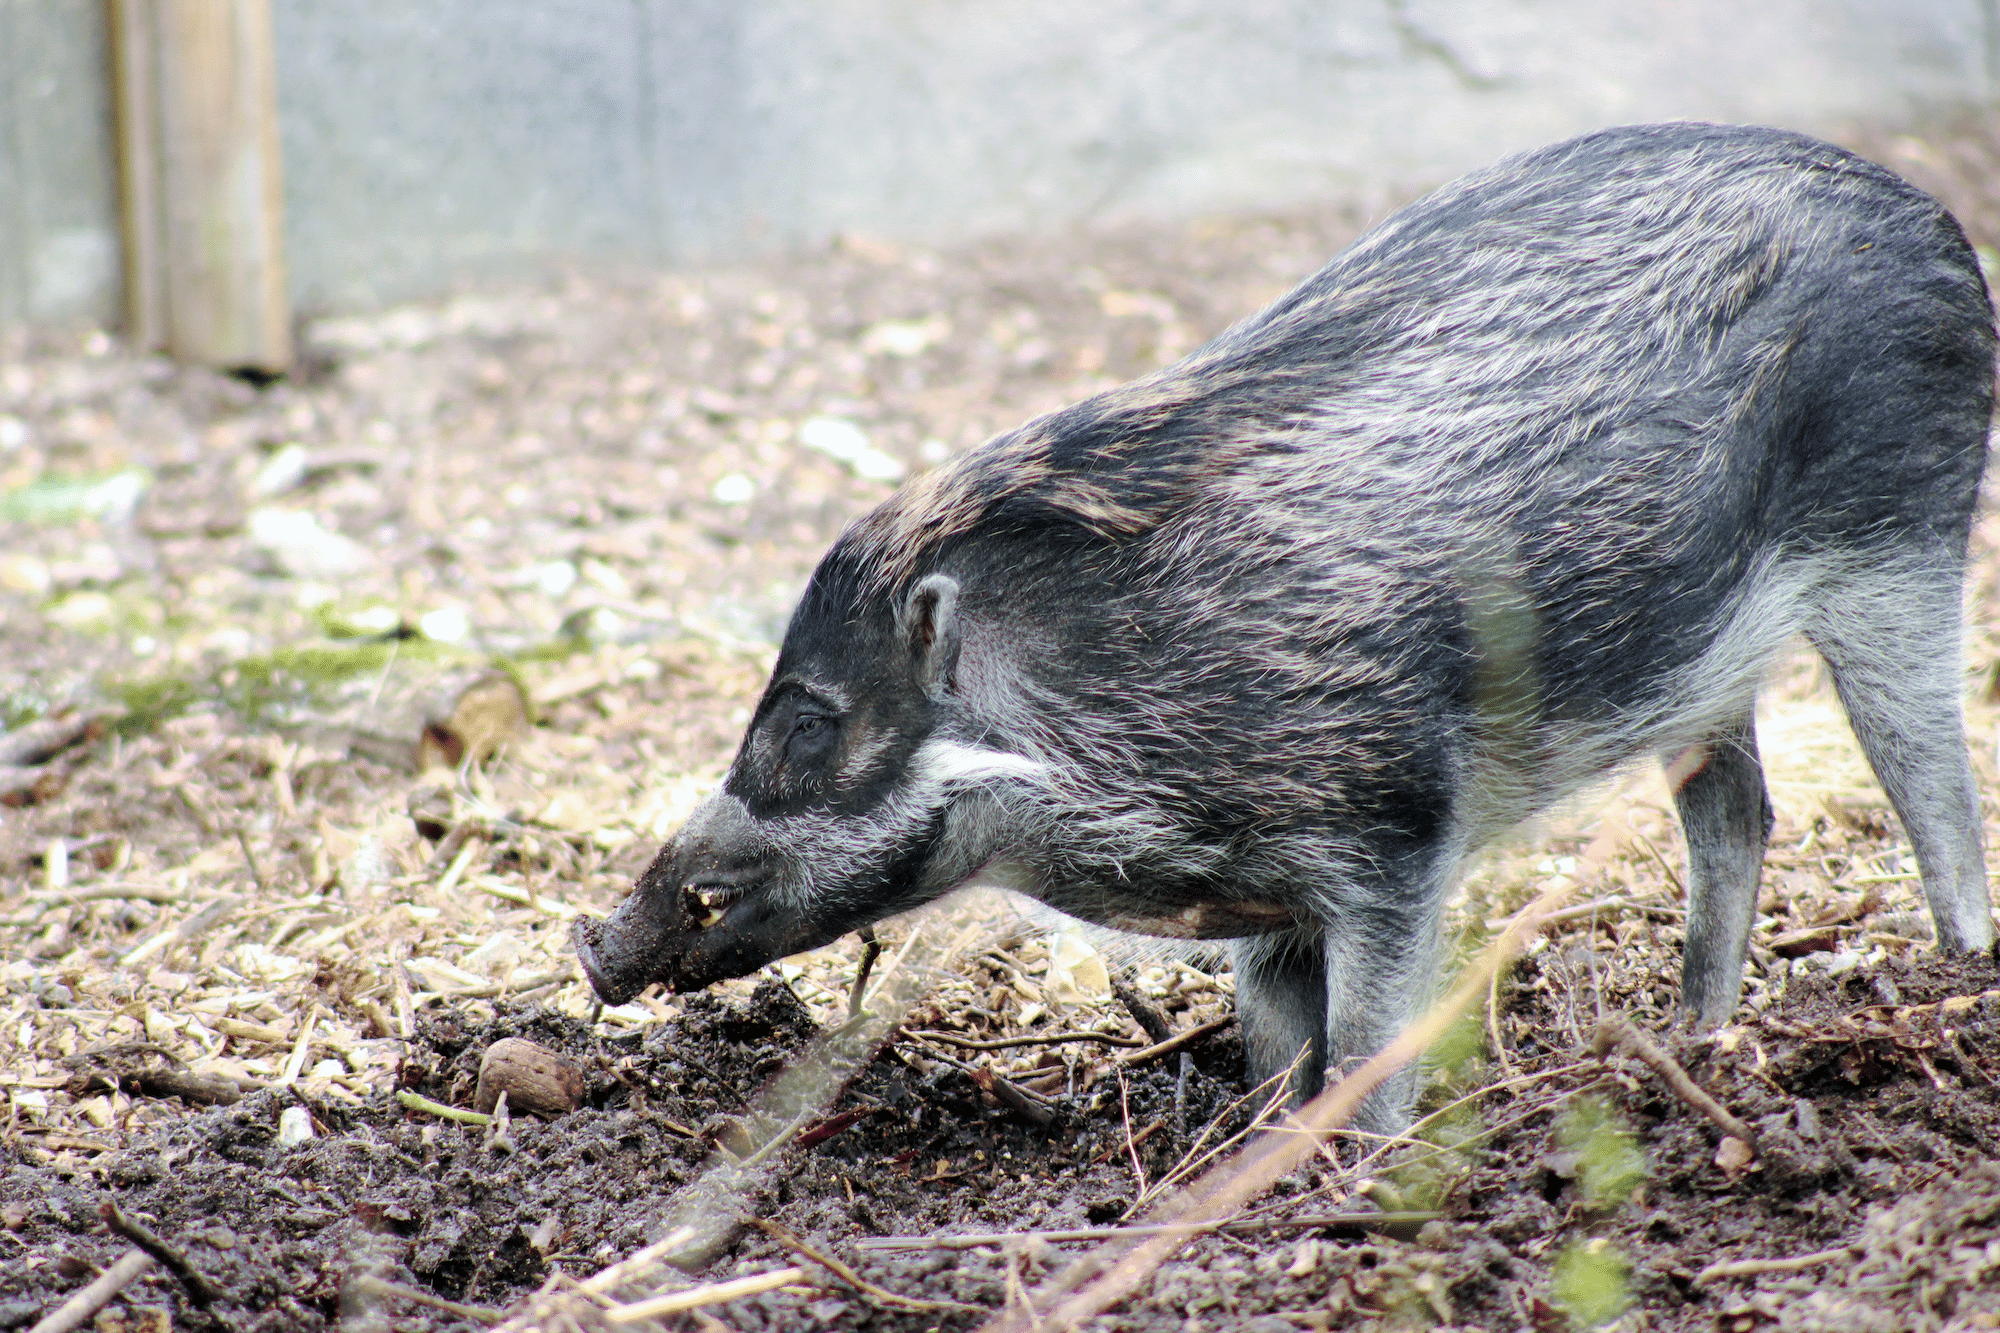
[{"xmin": 575, "ymin": 560, "xmax": 1034, "ymax": 1003}]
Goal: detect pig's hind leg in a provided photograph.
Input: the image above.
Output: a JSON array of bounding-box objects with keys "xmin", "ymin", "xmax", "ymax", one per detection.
[
  {"xmin": 1807, "ymin": 562, "xmax": 1994, "ymax": 955},
  {"xmin": 1674, "ymin": 710, "xmax": 1775, "ymax": 1024}
]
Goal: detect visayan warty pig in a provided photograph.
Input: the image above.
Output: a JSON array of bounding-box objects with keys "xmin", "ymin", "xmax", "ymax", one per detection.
[{"xmin": 574, "ymin": 122, "xmax": 1997, "ymax": 1130}]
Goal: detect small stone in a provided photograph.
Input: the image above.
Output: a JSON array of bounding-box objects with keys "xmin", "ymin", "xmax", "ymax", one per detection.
[
  {"xmin": 1715, "ymin": 1135, "xmax": 1755, "ymax": 1176},
  {"xmin": 249, "ymin": 507, "xmax": 373, "ymax": 579},
  {"xmin": 277, "ymin": 1105, "xmax": 316, "ymax": 1147},
  {"xmin": 0, "ymin": 555, "xmax": 49, "ymax": 596},
  {"xmin": 798, "ymin": 416, "xmax": 904, "ymax": 482},
  {"xmin": 475, "ymin": 1038, "xmax": 585, "ymax": 1117},
  {"xmin": 711, "ymin": 472, "xmax": 756, "ymax": 505},
  {"xmin": 418, "ymin": 605, "xmax": 471, "ymax": 643},
  {"xmin": 253, "ymin": 444, "xmax": 310, "ymax": 496}
]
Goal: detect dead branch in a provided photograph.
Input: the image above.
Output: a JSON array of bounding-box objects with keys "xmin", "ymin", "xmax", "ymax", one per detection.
[
  {"xmin": 99, "ymin": 1199, "xmax": 226, "ymax": 1307},
  {"xmin": 1089, "ymin": 1119, "xmax": 1163, "ymax": 1166},
  {"xmin": 849, "ymin": 924, "xmax": 881, "ymax": 1017},
  {"xmin": 1590, "ymin": 1015, "xmax": 1757, "ymax": 1150},
  {"xmin": 1115, "ymin": 1068, "xmax": 1148, "ymax": 1196},
  {"xmin": 1128, "ymin": 1057, "xmax": 1300, "ymax": 1213},
  {"xmin": 1487, "ymin": 955, "xmax": 1516, "ymax": 1081},
  {"xmin": 0, "ymin": 712, "xmax": 96, "ymax": 768},
  {"xmin": 26, "ymin": 1250, "xmax": 154, "ymax": 1333},
  {"xmin": 792, "ymin": 1106, "xmax": 884, "ymax": 1151},
  {"xmin": 233, "ymin": 828, "xmax": 269, "ymax": 894},
  {"xmin": 132, "ymin": 1069, "xmax": 252, "ymax": 1106}
]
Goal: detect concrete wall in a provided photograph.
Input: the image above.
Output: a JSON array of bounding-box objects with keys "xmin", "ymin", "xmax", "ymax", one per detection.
[
  {"xmin": 0, "ymin": 0, "xmax": 122, "ymax": 330},
  {"xmin": 3, "ymin": 0, "xmax": 1995, "ymax": 327}
]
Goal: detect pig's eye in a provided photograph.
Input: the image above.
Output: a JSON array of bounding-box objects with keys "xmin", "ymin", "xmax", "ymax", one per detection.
[{"xmin": 785, "ymin": 712, "xmax": 836, "ymax": 764}]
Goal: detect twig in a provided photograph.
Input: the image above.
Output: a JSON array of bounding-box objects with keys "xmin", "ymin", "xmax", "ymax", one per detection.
[
  {"xmin": 351, "ymin": 1275, "xmax": 505, "ymax": 1324},
  {"xmin": 899, "ymin": 1035, "xmax": 1056, "ymax": 1104},
  {"xmin": 751, "ymin": 1219, "xmax": 983, "ymax": 1315},
  {"xmin": 1090, "ymin": 1120, "xmax": 1163, "ymax": 1165},
  {"xmin": 396, "ymin": 1089, "xmax": 493, "ymax": 1126},
  {"xmin": 131, "ymin": 1069, "xmax": 253, "ymax": 1106},
  {"xmin": 1629, "ymin": 832, "xmax": 1686, "ymax": 898},
  {"xmin": 850, "ymin": 925, "xmax": 881, "ymax": 1018},
  {"xmin": 1486, "ymin": 958, "xmax": 1516, "ymax": 1081},
  {"xmin": 1343, "ymin": 1061, "xmax": 1592, "ymax": 1181},
  {"xmin": 24, "ymin": 883, "xmax": 192, "ymax": 906},
  {"xmin": 118, "ymin": 894, "xmax": 242, "ymax": 968},
  {"xmin": 436, "ymin": 837, "xmax": 482, "ymax": 897},
  {"xmin": 99, "ymin": 1199, "xmax": 226, "ymax": 1307},
  {"xmin": 1695, "ymin": 1246, "xmax": 1857, "ymax": 1285},
  {"xmin": 1113, "ymin": 1017, "xmax": 1234, "ymax": 1066},
  {"xmin": 234, "ymin": 828, "xmax": 269, "ymax": 895},
  {"xmin": 974, "ymin": 1065, "xmax": 1055, "ymax": 1127},
  {"xmin": 470, "ymin": 874, "xmax": 604, "ymax": 919},
  {"xmin": 26, "ymin": 1250, "xmax": 154, "ymax": 1333},
  {"xmin": 1129, "ymin": 1056, "xmax": 1302, "ymax": 1213},
  {"xmin": 856, "ymin": 1213, "xmax": 1444, "ymax": 1252},
  {"xmin": 1591, "ymin": 1016, "xmax": 1757, "ymax": 1149},
  {"xmin": 903, "ymin": 1028, "xmax": 1141, "ymax": 1051},
  {"xmin": 793, "ymin": 1106, "xmax": 884, "ymax": 1151},
  {"xmin": 423, "ymin": 820, "xmax": 480, "ymax": 875},
  {"xmin": 1111, "ymin": 978, "xmax": 1173, "ymax": 1045},
  {"xmin": 0, "ymin": 712, "xmax": 94, "ymax": 768},
  {"xmin": 602, "ymin": 1267, "xmax": 811, "ymax": 1322},
  {"xmin": 1115, "ymin": 1068, "xmax": 1148, "ymax": 1196},
  {"xmin": 1507, "ymin": 895, "xmax": 1685, "ymax": 929}
]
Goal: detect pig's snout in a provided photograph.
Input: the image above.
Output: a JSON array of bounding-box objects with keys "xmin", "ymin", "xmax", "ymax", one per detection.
[
  {"xmin": 571, "ymin": 869, "xmax": 696, "ymax": 1005},
  {"xmin": 573, "ymin": 797, "xmax": 782, "ymax": 1004}
]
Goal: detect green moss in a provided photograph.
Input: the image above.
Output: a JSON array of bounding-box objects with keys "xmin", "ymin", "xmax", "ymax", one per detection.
[
  {"xmin": 0, "ymin": 470, "xmax": 149, "ymax": 524},
  {"xmin": 1552, "ymin": 1238, "xmax": 1633, "ymax": 1328},
  {"xmin": 105, "ymin": 636, "xmax": 478, "ymax": 735},
  {"xmin": 1556, "ymin": 1095, "xmax": 1648, "ymax": 1210},
  {"xmin": 109, "ymin": 674, "xmax": 207, "ymax": 736},
  {"xmin": 216, "ymin": 639, "xmax": 472, "ymax": 721},
  {"xmin": 1425, "ymin": 1012, "xmax": 1489, "ymax": 1090}
]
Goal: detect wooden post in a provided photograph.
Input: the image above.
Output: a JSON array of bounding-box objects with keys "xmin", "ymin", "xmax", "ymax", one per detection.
[{"xmin": 110, "ymin": 0, "xmax": 292, "ymax": 374}]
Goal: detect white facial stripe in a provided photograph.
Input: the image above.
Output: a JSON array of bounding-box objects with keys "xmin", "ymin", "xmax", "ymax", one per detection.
[
  {"xmin": 914, "ymin": 739, "xmax": 1049, "ymax": 787},
  {"xmin": 836, "ymin": 728, "xmax": 897, "ymax": 788}
]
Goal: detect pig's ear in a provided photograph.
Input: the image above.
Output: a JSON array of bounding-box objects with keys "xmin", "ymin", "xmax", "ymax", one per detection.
[{"xmin": 901, "ymin": 573, "xmax": 961, "ymax": 700}]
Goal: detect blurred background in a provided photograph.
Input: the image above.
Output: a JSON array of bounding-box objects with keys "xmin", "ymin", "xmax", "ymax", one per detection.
[{"xmin": 4, "ymin": 0, "xmax": 1994, "ymax": 347}]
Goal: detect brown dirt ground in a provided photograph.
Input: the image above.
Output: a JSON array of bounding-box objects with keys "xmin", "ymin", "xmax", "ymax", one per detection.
[{"xmin": 4, "ymin": 117, "xmax": 2000, "ymax": 1333}]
